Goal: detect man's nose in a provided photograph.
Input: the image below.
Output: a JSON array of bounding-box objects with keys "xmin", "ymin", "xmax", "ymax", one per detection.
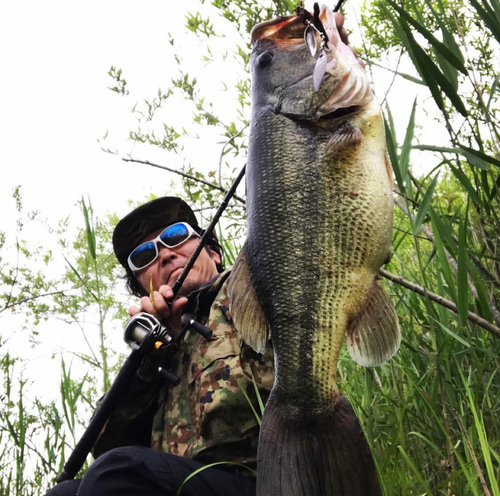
[{"xmin": 158, "ymin": 244, "xmax": 177, "ymax": 264}]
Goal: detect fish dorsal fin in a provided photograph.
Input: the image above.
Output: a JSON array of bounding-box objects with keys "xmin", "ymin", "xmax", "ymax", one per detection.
[
  {"xmin": 227, "ymin": 243, "xmax": 269, "ymax": 353},
  {"xmin": 347, "ymin": 279, "xmax": 401, "ymax": 367}
]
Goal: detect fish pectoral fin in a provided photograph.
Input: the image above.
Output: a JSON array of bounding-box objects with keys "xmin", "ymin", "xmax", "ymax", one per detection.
[
  {"xmin": 347, "ymin": 279, "xmax": 401, "ymax": 367},
  {"xmin": 227, "ymin": 244, "xmax": 269, "ymax": 353},
  {"xmin": 325, "ymin": 122, "xmax": 363, "ymax": 155}
]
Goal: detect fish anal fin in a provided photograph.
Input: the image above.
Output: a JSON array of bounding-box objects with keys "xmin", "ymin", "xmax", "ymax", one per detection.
[
  {"xmin": 347, "ymin": 279, "xmax": 401, "ymax": 367},
  {"xmin": 227, "ymin": 244, "xmax": 268, "ymax": 353},
  {"xmin": 325, "ymin": 122, "xmax": 363, "ymax": 155}
]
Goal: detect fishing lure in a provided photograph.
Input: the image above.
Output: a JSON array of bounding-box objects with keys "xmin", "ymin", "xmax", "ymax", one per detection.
[
  {"xmin": 297, "ymin": 0, "xmax": 348, "ymax": 91},
  {"xmin": 297, "ymin": 3, "xmax": 330, "ymax": 90}
]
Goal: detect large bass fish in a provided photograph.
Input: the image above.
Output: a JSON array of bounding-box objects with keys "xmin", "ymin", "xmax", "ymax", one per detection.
[{"xmin": 228, "ymin": 5, "xmax": 401, "ymax": 495}]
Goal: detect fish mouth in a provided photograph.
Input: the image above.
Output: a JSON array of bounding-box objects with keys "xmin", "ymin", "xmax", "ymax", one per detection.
[
  {"xmin": 318, "ymin": 105, "xmax": 363, "ymax": 121},
  {"xmin": 251, "ymin": 14, "xmax": 302, "ymax": 46},
  {"xmin": 251, "ymin": 5, "xmax": 332, "ymax": 47}
]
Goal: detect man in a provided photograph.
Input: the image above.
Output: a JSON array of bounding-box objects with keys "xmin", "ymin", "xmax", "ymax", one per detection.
[{"xmin": 46, "ymin": 196, "xmax": 274, "ymax": 496}]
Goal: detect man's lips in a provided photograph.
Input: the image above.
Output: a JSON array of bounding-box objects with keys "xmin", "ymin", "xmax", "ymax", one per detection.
[{"xmin": 167, "ymin": 266, "xmax": 185, "ymax": 285}]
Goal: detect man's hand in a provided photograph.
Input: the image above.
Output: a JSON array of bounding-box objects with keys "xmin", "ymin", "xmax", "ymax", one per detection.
[
  {"xmin": 129, "ymin": 285, "xmax": 188, "ymax": 337},
  {"xmin": 333, "ymin": 12, "xmax": 365, "ymax": 68}
]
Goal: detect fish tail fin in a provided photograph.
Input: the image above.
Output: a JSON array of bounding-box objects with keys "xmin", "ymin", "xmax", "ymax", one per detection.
[{"xmin": 257, "ymin": 393, "xmax": 382, "ymax": 496}]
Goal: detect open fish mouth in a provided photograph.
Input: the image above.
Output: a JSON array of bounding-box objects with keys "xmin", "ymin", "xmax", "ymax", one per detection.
[
  {"xmin": 251, "ymin": 13, "xmax": 302, "ymax": 46},
  {"xmin": 318, "ymin": 104, "xmax": 363, "ymax": 120}
]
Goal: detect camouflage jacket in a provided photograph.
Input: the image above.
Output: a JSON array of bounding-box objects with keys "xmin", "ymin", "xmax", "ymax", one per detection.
[{"xmin": 94, "ymin": 270, "xmax": 274, "ymax": 469}]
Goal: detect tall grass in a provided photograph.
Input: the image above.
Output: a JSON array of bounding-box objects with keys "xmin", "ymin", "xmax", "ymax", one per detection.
[{"xmin": 0, "ymin": 354, "xmax": 93, "ymax": 496}]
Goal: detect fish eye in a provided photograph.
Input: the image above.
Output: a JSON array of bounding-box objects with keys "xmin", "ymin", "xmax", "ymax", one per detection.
[{"xmin": 257, "ymin": 51, "xmax": 274, "ymax": 68}]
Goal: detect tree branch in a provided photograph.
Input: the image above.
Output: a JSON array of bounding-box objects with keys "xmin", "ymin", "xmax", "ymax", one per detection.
[
  {"xmin": 394, "ymin": 195, "xmax": 500, "ymax": 325},
  {"xmin": 380, "ymin": 268, "xmax": 500, "ymax": 339},
  {"xmin": 122, "ymin": 157, "xmax": 245, "ymax": 204},
  {"xmin": 0, "ymin": 288, "xmax": 74, "ymax": 314}
]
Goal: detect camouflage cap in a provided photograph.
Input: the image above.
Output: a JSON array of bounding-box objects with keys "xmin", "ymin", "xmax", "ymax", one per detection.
[{"xmin": 113, "ymin": 197, "xmax": 199, "ymax": 268}]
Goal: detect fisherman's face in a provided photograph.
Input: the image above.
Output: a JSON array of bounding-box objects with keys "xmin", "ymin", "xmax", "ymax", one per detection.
[{"xmin": 134, "ymin": 226, "xmax": 221, "ymax": 297}]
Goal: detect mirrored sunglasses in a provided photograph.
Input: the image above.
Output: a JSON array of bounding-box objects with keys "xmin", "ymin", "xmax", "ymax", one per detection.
[{"xmin": 127, "ymin": 222, "xmax": 199, "ymax": 272}]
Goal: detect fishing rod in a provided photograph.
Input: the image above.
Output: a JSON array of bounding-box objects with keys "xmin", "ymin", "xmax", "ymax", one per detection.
[
  {"xmin": 56, "ymin": 164, "xmax": 246, "ymax": 483},
  {"xmin": 333, "ymin": 0, "xmax": 347, "ymax": 13},
  {"xmin": 171, "ymin": 164, "xmax": 246, "ymax": 299}
]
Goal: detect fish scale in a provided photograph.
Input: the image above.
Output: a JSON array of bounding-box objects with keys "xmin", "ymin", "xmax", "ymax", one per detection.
[
  {"xmin": 249, "ymin": 116, "xmax": 323, "ymax": 401},
  {"xmin": 227, "ymin": 6, "xmax": 400, "ymax": 495}
]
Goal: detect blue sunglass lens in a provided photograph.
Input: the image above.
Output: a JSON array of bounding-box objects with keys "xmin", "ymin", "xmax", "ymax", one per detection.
[
  {"xmin": 129, "ymin": 241, "xmax": 157, "ymax": 269},
  {"xmin": 160, "ymin": 224, "xmax": 190, "ymax": 246}
]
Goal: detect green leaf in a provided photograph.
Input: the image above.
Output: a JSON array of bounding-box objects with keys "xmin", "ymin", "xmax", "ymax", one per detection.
[
  {"xmin": 382, "ymin": 5, "xmax": 416, "ymax": 65},
  {"xmin": 427, "ymin": 0, "xmax": 467, "ymax": 93},
  {"xmin": 176, "ymin": 462, "xmax": 256, "ymax": 496},
  {"xmin": 432, "ymin": 318, "xmax": 471, "ymax": 347},
  {"xmin": 449, "ymin": 165, "xmax": 481, "ymax": 206},
  {"xmin": 413, "ymin": 145, "xmax": 500, "ymax": 169},
  {"xmin": 63, "ymin": 255, "xmax": 99, "ymax": 302},
  {"xmin": 365, "ymin": 59, "xmax": 425, "ymax": 85},
  {"xmin": 251, "ymin": 372, "xmax": 265, "ymax": 416},
  {"xmin": 400, "ymin": 98, "xmax": 417, "ymax": 184},
  {"xmin": 460, "ymin": 146, "xmax": 500, "ymax": 169},
  {"xmin": 470, "ymin": 0, "xmax": 500, "ymax": 44},
  {"xmin": 429, "ymin": 208, "xmax": 457, "ymax": 303},
  {"xmin": 388, "ymin": 0, "xmax": 467, "ymax": 75},
  {"xmin": 237, "ymin": 378, "xmax": 261, "ymax": 426},
  {"xmin": 413, "ymin": 145, "xmax": 461, "ymax": 154},
  {"xmin": 388, "ymin": 6, "xmax": 468, "ymax": 117},
  {"xmin": 457, "ymin": 366, "xmax": 500, "ymax": 496},
  {"xmin": 465, "ymin": 153, "xmax": 489, "ymax": 170},
  {"xmin": 486, "ymin": 75, "xmax": 499, "ymax": 113},
  {"xmin": 397, "ymin": 446, "xmax": 433, "ymax": 493},
  {"xmin": 395, "ymin": 19, "xmax": 445, "ymax": 113},
  {"xmin": 469, "ymin": 258, "xmax": 493, "ymax": 323},
  {"xmin": 408, "ymin": 431, "xmax": 446, "ymax": 458},
  {"xmin": 413, "ymin": 172, "xmax": 439, "ymax": 233},
  {"xmin": 81, "ymin": 197, "xmax": 97, "ymax": 261},
  {"xmin": 384, "ymin": 112, "xmax": 404, "ymax": 193},
  {"xmin": 457, "ymin": 200, "xmax": 469, "ymax": 326}
]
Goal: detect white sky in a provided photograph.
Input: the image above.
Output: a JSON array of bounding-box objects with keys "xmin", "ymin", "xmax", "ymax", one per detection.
[{"xmin": 1, "ymin": 0, "xmax": 208, "ymax": 225}]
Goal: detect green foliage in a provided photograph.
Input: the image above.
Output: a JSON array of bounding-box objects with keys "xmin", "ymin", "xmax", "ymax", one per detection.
[
  {"xmin": 0, "ymin": 354, "xmax": 94, "ymax": 495},
  {"xmin": 107, "ymin": 66, "xmax": 129, "ymax": 96}
]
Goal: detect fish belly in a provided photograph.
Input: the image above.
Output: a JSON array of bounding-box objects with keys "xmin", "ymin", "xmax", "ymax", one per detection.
[{"xmin": 246, "ymin": 107, "xmax": 392, "ymax": 407}]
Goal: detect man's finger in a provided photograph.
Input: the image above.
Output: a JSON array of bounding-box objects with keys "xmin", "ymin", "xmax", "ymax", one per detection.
[
  {"xmin": 158, "ymin": 285, "xmax": 174, "ymax": 302},
  {"xmin": 128, "ymin": 305, "xmax": 142, "ymax": 317},
  {"xmin": 333, "ymin": 11, "xmax": 365, "ymax": 69}
]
